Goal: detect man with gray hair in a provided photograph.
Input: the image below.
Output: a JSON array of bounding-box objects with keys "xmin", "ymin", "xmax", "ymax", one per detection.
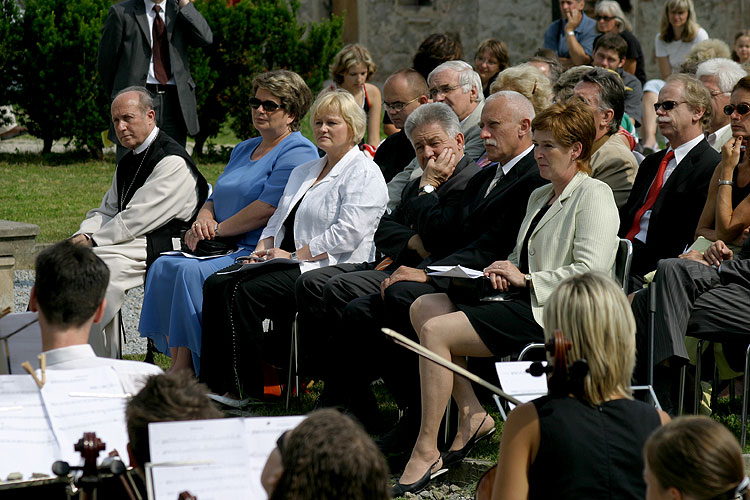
[
  {"xmin": 385, "ymin": 60, "xmax": 485, "ymax": 210},
  {"xmin": 317, "ymin": 93, "xmax": 549, "ymax": 453},
  {"xmin": 696, "ymin": 58, "xmax": 747, "ymax": 152},
  {"xmin": 70, "ymin": 86, "xmax": 208, "ymax": 358},
  {"xmin": 573, "ymin": 66, "xmax": 639, "ymax": 207}
]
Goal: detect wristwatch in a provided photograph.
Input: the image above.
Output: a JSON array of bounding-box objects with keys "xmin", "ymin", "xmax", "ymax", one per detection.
[
  {"xmin": 525, "ymin": 274, "xmax": 533, "ymax": 288},
  {"xmin": 566, "ymin": 31, "xmax": 575, "ymax": 37},
  {"xmin": 290, "ymin": 251, "xmax": 298, "ymax": 260},
  {"xmin": 418, "ymin": 184, "xmax": 436, "ymax": 195}
]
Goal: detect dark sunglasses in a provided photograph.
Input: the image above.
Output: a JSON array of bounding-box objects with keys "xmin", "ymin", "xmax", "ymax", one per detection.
[
  {"xmin": 596, "ymin": 15, "xmax": 615, "ymax": 21},
  {"xmin": 653, "ymin": 100, "xmax": 685, "ymax": 112},
  {"xmin": 249, "ymin": 97, "xmax": 283, "ymax": 112},
  {"xmin": 724, "ymin": 103, "xmax": 750, "ymax": 116}
]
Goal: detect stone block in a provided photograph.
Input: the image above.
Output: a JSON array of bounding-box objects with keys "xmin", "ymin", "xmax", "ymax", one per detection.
[
  {"xmin": 0, "ymin": 220, "xmax": 40, "ymax": 269},
  {"xmin": 0, "ymin": 256, "xmax": 16, "ymax": 312}
]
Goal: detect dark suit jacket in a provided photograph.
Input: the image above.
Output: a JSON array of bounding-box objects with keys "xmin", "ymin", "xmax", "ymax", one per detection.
[
  {"xmin": 423, "ymin": 150, "xmax": 548, "ymax": 270},
  {"xmin": 98, "ymin": 0, "xmax": 213, "ymax": 136},
  {"xmin": 374, "ymin": 155, "xmax": 480, "ymax": 267},
  {"xmin": 619, "ymin": 139, "xmax": 719, "ymax": 277}
]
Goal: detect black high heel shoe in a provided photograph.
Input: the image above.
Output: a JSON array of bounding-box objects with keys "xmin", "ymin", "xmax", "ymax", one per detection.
[
  {"xmin": 441, "ymin": 413, "xmax": 496, "ymax": 468},
  {"xmin": 391, "ymin": 457, "xmax": 448, "ymax": 496}
]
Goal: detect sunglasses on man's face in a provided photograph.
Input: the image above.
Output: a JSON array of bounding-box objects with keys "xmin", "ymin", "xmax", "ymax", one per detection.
[
  {"xmin": 653, "ymin": 100, "xmax": 685, "ymax": 112},
  {"xmin": 249, "ymin": 97, "xmax": 283, "ymax": 112},
  {"xmin": 724, "ymin": 103, "xmax": 750, "ymax": 116}
]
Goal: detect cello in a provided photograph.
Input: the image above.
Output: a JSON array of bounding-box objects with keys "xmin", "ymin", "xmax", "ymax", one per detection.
[{"xmin": 474, "ymin": 331, "xmax": 588, "ymax": 500}]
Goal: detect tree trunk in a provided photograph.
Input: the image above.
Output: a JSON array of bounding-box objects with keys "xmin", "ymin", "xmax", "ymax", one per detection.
[
  {"xmin": 42, "ymin": 136, "xmax": 53, "ymax": 154},
  {"xmin": 193, "ymin": 133, "xmax": 207, "ymax": 158}
]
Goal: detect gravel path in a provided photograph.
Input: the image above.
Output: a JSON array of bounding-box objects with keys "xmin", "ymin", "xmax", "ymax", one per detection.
[{"xmin": 14, "ymin": 269, "xmax": 147, "ymax": 355}]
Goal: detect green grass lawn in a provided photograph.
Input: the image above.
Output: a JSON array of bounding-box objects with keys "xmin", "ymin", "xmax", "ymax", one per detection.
[{"xmin": 0, "ymin": 154, "xmax": 226, "ymax": 242}]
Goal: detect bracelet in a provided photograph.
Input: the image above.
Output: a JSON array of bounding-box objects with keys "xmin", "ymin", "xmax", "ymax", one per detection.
[
  {"xmin": 214, "ymin": 222, "xmax": 220, "ymax": 236},
  {"xmin": 718, "ymin": 179, "xmax": 734, "ymax": 186},
  {"xmin": 566, "ymin": 31, "xmax": 575, "ymax": 37}
]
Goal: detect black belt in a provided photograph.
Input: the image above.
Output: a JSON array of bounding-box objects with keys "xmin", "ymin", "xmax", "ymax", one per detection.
[{"xmin": 145, "ymin": 83, "xmax": 176, "ymax": 94}]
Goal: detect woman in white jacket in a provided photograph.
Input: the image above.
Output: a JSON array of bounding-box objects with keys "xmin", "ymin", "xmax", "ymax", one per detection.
[{"xmin": 199, "ymin": 89, "xmax": 388, "ymax": 399}]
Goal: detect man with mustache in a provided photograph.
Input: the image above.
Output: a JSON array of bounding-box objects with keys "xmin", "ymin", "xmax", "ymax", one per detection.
[{"xmin": 619, "ymin": 73, "xmax": 719, "ymax": 291}]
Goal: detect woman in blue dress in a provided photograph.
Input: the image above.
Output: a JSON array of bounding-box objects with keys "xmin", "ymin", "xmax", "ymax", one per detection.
[{"xmin": 138, "ymin": 70, "xmax": 319, "ymax": 374}]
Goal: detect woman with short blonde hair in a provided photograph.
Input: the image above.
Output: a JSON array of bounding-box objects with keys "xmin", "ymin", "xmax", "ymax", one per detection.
[{"xmin": 490, "ymin": 64, "xmax": 553, "ymax": 114}]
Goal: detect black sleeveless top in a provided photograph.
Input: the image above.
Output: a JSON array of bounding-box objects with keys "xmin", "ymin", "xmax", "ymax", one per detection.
[
  {"xmin": 528, "ymin": 396, "xmax": 661, "ymax": 500},
  {"xmin": 732, "ymin": 167, "xmax": 750, "ymax": 209}
]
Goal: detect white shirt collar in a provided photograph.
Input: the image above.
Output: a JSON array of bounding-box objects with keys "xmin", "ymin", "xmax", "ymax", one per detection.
[
  {"xmin": 43, "ymin": 344, "xmax": 97, "ymax": 365},
  {"xmin": 671, "ymin": 133, "xmax": 705, "ymax": 167},
  {"xmin": 134, "ymin": 126, "xmax": 159, "ymax": 154},
  {"xmin": 707, "ymin": 123, "xmax": 731, "ymax": 147},
  {"xmin": 500, "ymin": 144, "xmax": 534, "ymax": 175},
  {"xmin": 144, "ymin": 0, "xmax": 163, "ymax": 15}
]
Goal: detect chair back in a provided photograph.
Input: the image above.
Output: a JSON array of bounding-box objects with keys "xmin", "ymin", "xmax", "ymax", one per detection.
[{"xmin": 614, "ymin": 238, "xmax": 632, "ymax": 292}]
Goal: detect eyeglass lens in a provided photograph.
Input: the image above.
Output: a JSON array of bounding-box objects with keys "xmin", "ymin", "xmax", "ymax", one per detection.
[
  {"xmin": 653, "ymin": 100, "xmax": 681, "ymax": 112},
  {"xmin": 250, "ymin": 97, "xmax": 281, "ymax": 111},
  {"xmin": 724, "ymin": 103, "xmax": 750, "ymax": 116}
]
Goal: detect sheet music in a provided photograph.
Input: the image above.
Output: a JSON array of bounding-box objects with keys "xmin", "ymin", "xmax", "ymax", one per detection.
[
  {"xmin": 0, "ymin": 375, "xmax": 59, "ymax": 479},
  {"xmin": 40, "ymin": 368, "xmax": 130, "ymax": 466},
  {"xmin": 147, "ymin": 415, "xmax": 305, "ymax": 500},
  {"xmin": 426, "ymin": 265, "xmax": 484, "ymax": 279},
  {"xmin": 495, "ymin": 361, "xmax": 548, "ymax": 410}
]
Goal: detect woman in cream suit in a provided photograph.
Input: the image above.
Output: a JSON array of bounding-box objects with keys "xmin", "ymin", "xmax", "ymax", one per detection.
[
  {"xmin": 199, "ymin": 89, "xmax": 388, "ymax": 398},
  {"xmin": 392, "ymin": 100, "xmax": 620, "ymax": 496}
]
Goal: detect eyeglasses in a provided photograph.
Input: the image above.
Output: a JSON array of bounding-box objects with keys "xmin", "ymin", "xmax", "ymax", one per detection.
[
  {"xmin": 653, "ymin": 100, "xmax": 686, "ymax": 112},
  {"xmin": 724, "ymin": 103, "xmax": 750, "ymax": 116},
  {"xmin": 596, "ymin": 15, "xmax": 615, "ymax": 21},
  {"xmin": 383, "ymin": 96, "xmax": 421, "ymax": 112},
  {"xmin": 429, "ymin": 85, "xmax": 461, "ymax": 99},
  {"xmin": 249, "ymin": 97, "xmax": 283, "ymax": 112}
]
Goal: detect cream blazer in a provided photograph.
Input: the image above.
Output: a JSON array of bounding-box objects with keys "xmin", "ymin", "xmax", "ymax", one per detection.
[
  {"xmin": 508, "ymin": 171, "xmax": 620, "ymax": 326},
  {"xmin": 260, "ymin": 145, "xmax": 388, "ymax": 273}
]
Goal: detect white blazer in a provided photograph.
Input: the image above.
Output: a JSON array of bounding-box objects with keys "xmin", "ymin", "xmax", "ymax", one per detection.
[
  {"xmin": 260, "ymin": 145, "xmax": 388, "ymax": 273},
  {"xmin": 508, "ymin": 171, "xmax": 620, "ymax": 326}
]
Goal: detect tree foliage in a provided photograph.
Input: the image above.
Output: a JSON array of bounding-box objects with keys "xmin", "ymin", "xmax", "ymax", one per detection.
[
  {"xmin": 0, "ymin": 0, "xmax": 22, "ymax": 127},
  {"xmin": 189, "ymin": 0, "xmax": 343, "ymax": 155},
  {"xmin": 13, "ymin": 0, "xmax": 110, "ymax": 156}
]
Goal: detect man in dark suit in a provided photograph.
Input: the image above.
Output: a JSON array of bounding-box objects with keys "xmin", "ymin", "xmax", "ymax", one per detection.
[
  {"xmin": 631, "ymin": 237, "xmax": 750, "ymax": 412},
  {"xmin": 319, "ymin": 92, "xmax": 547, "ymax": 447},
  {"xmin": 98, "ymin": 0, "xmax": 212, "ymax": 153},
  {"xmin": 619, "ymin": 73, "xmax": 719, "ymax": 291}
]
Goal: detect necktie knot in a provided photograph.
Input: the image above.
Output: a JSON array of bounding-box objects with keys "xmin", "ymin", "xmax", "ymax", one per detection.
[{"xmin": 153, "ymin": 4, "xmax": 161, "ymax": 13}]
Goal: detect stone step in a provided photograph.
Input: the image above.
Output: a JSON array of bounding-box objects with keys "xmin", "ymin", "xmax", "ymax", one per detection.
[{"xmin": 0, "ymin": 220, "xmax": 40, "ymax": 269}]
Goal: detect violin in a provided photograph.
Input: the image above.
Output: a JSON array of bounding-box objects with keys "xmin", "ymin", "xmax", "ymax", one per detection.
[{"xmin": 474, "ymin": 331, "xmax": 588, "ymax": 500}]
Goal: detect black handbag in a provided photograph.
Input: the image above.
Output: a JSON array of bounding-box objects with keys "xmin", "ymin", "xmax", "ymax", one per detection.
[{"xmin": 184, "ymin": 237, "xmax": 238, "ymax": 257}]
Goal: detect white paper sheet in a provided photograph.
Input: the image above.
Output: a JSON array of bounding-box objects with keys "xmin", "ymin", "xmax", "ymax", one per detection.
[
  {"xmin": 495, "ymin": 361, "xmax": 548, "ymax": 410},
  {"xmin": 0, "ymin": 312, "xmax": 41, "ymax": 375},
  {"xmin": 216, "ymin": 257, "xmax": 299, "ymax": 274},
  {"xmin": 426, "ymin": 265, "xmax": 484, "ymax": 279},
  {"xmin": 159, "ymin": 250, "xmax": 238, "ymax": 260},
  {"xmin": 39, "ymin": 368, "xmax": 130, "ymax": 467},
  {"xmin": 146, "ymin": 415, "xmax": 305, "ymax": 500},
  {"xmin": 0, "ymin": 375, "xmax": 59, "ymax": 479}
]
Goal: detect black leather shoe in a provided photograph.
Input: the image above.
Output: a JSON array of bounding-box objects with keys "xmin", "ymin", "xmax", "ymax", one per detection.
[
  {"xmin": 441, "ymin": 413, "xmax": 496, "ymax": 468},
  {"xmin": 391, "ymin": 457, "xmax": 447, "ymax": 497}
]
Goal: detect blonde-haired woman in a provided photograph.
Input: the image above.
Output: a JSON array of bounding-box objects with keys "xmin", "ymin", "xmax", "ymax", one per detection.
[
  {"xmin": 645, "ymin": 416, "xmax": 748, "ymax": 500},
  {"xmin": 642, "ymin": 0, "xmax": 708, "ymax": 151},
  {"xmin": 199, "ymin": 89, "xmax": 388, "ymax": 398},
  {"xmin": 493, "ymin": 272, "xmax": 670, "ymax": 500},
  {"xmin": 490, "ymin": 64, "xmax": 553, "ymax": 114},
  {"xmin": 329, "ymin": 43, "xmax": 383, "ymax": 151}
]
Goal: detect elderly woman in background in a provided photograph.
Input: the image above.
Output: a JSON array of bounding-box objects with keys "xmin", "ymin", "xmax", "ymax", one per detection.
[
  {"xmin": 391, "ymin": 100, "xmax": 620, "ymax": 496},
  {"xmin": 641, "ymin": 0, "xmax": 708, "ymax": 152},
  {"xmin": 493, "ymin": 272, "xmax": 669, "ymax": 499},
  {"xmin": 473, "ymin": 38, "xmax": 510, "ymax": 98},
  {"xmin": 645, "ymin": 416, "xmax": 748, "ymax": 500},
  {"xmin": 138, "ymin": 71, "xmax": 318, "ymax": 374},
  {"xmin": 594, "ymin": 0, "xmax": 646, "ymax": 84},
  {"xmin": 489, "ymin": 64, "xmax": 553, "ymax": 114},
  {"xmin": 328, "ymin": 44, "xmax": 383, "ymax": 152},
  {"xmin": 199, "ymin": 89, "xmax": 388, "ymax": 399}
]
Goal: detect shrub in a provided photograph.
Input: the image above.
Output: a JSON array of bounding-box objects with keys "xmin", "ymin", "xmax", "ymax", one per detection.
[
  {"xmin": 189, "ymin": 0, "xmax": 342, "ymax": 155},
  {"xmin": 0, "ymin": 0, "xmax": 22, "ymax": 127},
  {"xmin": 14, "ymin": 0, "xmax": 110, "ymax": 156}
]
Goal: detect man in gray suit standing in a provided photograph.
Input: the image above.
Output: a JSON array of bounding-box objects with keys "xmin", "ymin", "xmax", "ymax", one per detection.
[{"xmin": 98, "ymin": 0, "xmax": 212, "ymax": 154}]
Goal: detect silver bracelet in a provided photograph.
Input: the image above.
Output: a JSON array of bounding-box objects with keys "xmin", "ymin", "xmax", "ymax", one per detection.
[
  {"xmin": 718, "ymin": 179, "xmax": 733, "ymax": 186},
  {"xmin": 214, "ymin": 222, "xmax": 220, "ymax": 236}
]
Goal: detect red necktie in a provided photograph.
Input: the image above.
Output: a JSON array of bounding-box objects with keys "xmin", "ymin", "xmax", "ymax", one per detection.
[
  {"xmin": 152, "ymin": 5, "xmax": 170, "ymax": 85},
  {"xmin": 625, "ymin": 149, "xmax": 675, "ymax": 241}
]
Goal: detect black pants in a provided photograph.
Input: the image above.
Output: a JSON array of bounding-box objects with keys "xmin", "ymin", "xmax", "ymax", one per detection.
[{"xmin": 199, "ymin": 262, "xmax": 301, "ymax": 397}]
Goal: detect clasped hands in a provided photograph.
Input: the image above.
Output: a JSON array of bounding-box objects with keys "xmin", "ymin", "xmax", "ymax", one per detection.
[
  {"xmin": 242, "ymin": 247, "xmax": 292, "ymax": 263},
  {"xmin": 185, "ymin": 217, "xmax": 218, "ymax": 251},
  {"xmin": 483, "ymin": 260, "xmax": 526, "ymax": 291}
]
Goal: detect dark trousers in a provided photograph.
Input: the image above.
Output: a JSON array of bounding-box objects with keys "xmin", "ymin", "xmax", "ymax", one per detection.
[{"xmin": 199, "ymin": 262, "xmax": 301, "ymax": 397}]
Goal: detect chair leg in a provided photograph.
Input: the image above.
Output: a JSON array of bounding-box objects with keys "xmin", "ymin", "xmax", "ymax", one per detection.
[
  {"xmin": 741, "ymin": 344, "xmax": 750, "ymax": 449},
  {"xmin": 694, "ymin": 339, "xmax": 705, "ymax": 414},
  {"xmin": 677, "ymin": 365, "xmax": 686, "ymax": 416}
]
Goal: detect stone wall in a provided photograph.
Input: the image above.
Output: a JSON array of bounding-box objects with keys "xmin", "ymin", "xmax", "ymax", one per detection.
[{"xmin": 298, "ymin": 0, "xmax": 750, "ymax": 85}]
